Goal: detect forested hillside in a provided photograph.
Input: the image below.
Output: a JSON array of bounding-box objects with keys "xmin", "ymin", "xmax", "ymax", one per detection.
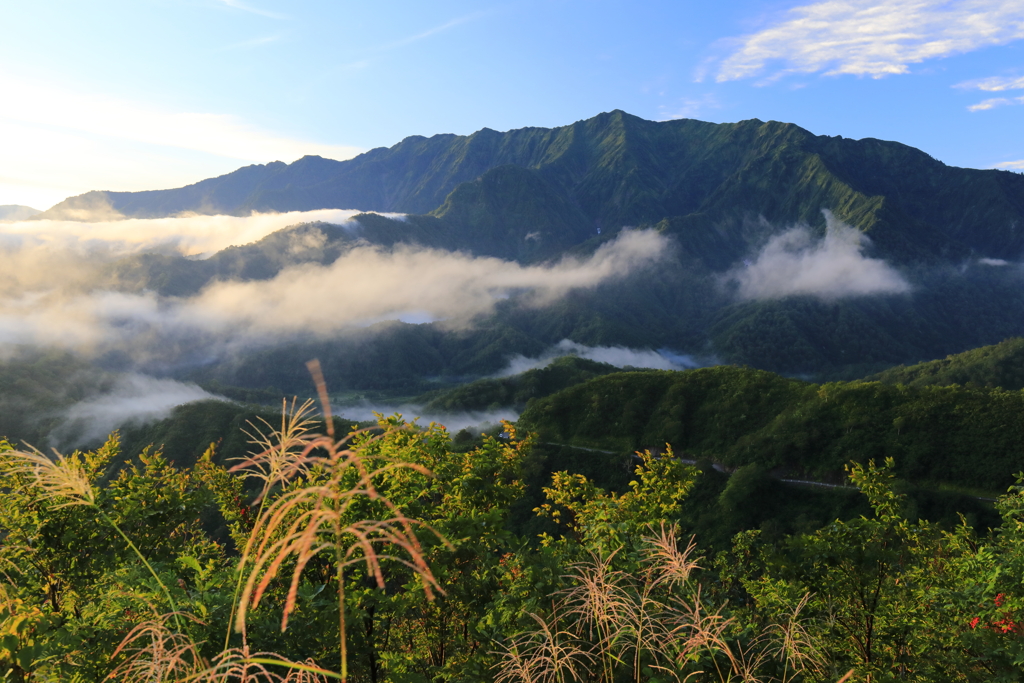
[
  {"xmin": 13, "ymin": 111, "xmax": 1024, "ymax": 392},
  {"xmin": 869, "ymin": 336, "xmax": 1024, "ymax": 389},
  {"xmin": 40, "ymin": 111, "xmax": 1024, "ymax": 266},
  {"xmin": 520, "ymin": 365, "xmax": 1024, "ymax": 492}
]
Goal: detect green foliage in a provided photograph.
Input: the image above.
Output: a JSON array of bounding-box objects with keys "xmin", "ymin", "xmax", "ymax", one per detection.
[
  {"xmin": 721, "ymin": 460, "xmax": 996, "ymax": 681},
  {"xmin": 5, "ymin": 392, "xmax": 1024, "ymax": 681},
  {"xmin": 870, "ymin": 337, "xmax": 1024, "ymax": 390},
  {"xmin": 0, "ymin": 435, "xmax": 226, "ymax": 680},
  {"xmin": 521, "ymin": 365, "xmax": 1024, "ymax": 492},
  {"xmin": 417, "ymin": 356, "xmax": 622, "ymax": 413},
  {"xmin": 536, "ymin": 448, "xmax": 696, "ymax": 555}
]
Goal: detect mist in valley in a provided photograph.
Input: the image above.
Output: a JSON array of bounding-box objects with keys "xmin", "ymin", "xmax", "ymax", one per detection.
[{"xmin": 0, "ymin": 205, "xmax": 1007, "ymax": 451}]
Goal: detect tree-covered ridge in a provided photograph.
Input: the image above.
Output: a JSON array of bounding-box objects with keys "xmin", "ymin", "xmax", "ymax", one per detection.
[
  {"xmin": 39, "ymin": 111, "xmax": 1024, "ymax": 265},
  {"xmin": 519, "ymin": 365, "xmax": 1024, "ymax": 491},
  {"xmin": 868, "ymin": 336, "xmax": 1024, "ymax": 389},
  {"xmin": 30, "ymin": 111, "xmax": 1024, "ymax": 387},
  {"xmin": 414, "ymin": 356, "xmax": 623, "ymax": 413}
]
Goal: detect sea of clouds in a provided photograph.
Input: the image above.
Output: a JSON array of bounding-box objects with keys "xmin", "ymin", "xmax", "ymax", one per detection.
[
  {"xmin": 0, "ymin": 207, "xmax": 939, "ymax": 444},
  {"xmin": 0, "ymin": 210, "xmax": 676, "ymax": 442}
]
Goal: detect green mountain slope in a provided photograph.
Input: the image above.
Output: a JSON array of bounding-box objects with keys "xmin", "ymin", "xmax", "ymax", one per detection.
[
  {"xmin": 868, "ymin": 337, "xmax": 1024, "ymax": 389},
  {"xmin": 415, "ymin": 356, "xmax": 623, "ymax": 413},
  {"xmin": 518, "ymin": 366, "xmax": 1024, "ymax": 492},
  {"xmin": 32, "ymin": 110, "xmax": 1024, "ymax": 383},
  {"xmin": 39, "ymin": 111, "xmax": 1024, "ymax": 265}
]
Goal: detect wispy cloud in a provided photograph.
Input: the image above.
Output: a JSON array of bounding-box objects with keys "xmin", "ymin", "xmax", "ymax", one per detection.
[
  {"xmin": 714, "ymin": 0, "xmax": 1024, "ymax": 82},
  {"xmin": 323, "ymin": 12, "xmax": 486, "ymax": 83},
  {"xmin": 955, "ymin": 71, "xmax": 1024, "ymax": 110},
  {"xmin": 726, "ymin": 210, "xmax": 911, "ymax": 300},
  {"xmin": 54, "ymin": 375, "xmax": 223, "ymax": 447},
  {"xmin": 217, "ymin": 0, "xmax": 288, "ymax": 20},
  {"xmin": 955, "ymin": 73, "xmax": 1024, "ymax": 91},
  {"xmin": 497, "ymin": 340, "xmax": 706, "ymax": 376},
  {"xmin": 995, "ymin": 159, "xmax": 1024, "ymax": 169},
  {"xmin": 658, "ymin": 94, "xmax": 722, "ymax": 120},
  {"xmin": 0, "ymin": 209, "xmax": 367, "ymax": 258},
  {"xmin": 377, "ymin": 12, "xmax": 486, "ymax": 52},
  {"xmin": 967, "ymin": 95, "xmax": 1024, "ymax": 111},
  {"xmin": 335, "ymin": 403, "xmax": 516, "ymax": 435}
]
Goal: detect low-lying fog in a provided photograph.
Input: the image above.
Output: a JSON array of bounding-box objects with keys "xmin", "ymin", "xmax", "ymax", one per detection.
[{"xmin": 0, "ymin": 207, "xmax": 955, "ymax": 449}]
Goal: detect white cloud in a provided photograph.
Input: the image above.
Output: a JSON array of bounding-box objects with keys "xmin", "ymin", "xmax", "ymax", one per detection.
[
  {"xmin": 0, "ymin": 208, "xmax": 367, "ymax": 258},
  {"xmin": 955, "ymin": 73, "xmax": 1024, "ymax": 91},
  {"xmin": 497, "ymin": 339, "xmax": 705, "ymax": 377},
  {"xmin": 995, "ymin": 159, "xmax": 1024, "ymax": 169},
  {"xmin": 0, "ymin": 227, "xmax": 671, "ymax": 357},
  {"xmin": 979, "ymin": 257, "xmax": 1009, "ymax": 265},
  {"xmin": 727, "ymin": 210, "xmax": 911, "ymax": 300},
  {"xmin": 967, "ymin": 95, "xmax": 1024, "ymax": 111},
  {"xmin": 182, "ymin": 229, "xmax": 670, "ymax": 338},
  {"xmin": 335, "ymin": 404, "xmax": 515, "ymax": 435},
  {"xmin": 54, "ymin": 374, "xmax": 223, "ymax": 447},
  {"xmin": 0, "ymin": 75, "xmax": 362, "ymax": 207},
  {"xmin": 715, "ymin": 0, "xmax": 1024, "ymax": 82}
]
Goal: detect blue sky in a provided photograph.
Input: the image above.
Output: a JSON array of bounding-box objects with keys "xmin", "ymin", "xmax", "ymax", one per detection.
[{"xmin": 2, "ymin": 0, "xmax": 1023, "ymax": 209}]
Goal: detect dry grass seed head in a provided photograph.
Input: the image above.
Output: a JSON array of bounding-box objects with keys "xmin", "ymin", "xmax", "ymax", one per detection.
[
  {"xmin": 664, "ymin": 585, "xmax": 737, "ymax": 670},
  {"xmin": 642, "ymin": 523, "xmax": 700, "ymax": 587},
  {"xmin": 561, "ymin": 549, "xmax": 634, "ymax": 636},
  {"xmin": 234, "ymin": 431, "xmax": 444, "ymax": 633},
  {"xmin": 493, "ymin": 612, "xmax": 595, "ymax": 683},
  {"xmin": 109, "ymin": 617, "xmax": 331, "ymax": 683},
  {"xmin": 235, "ymin": 398, "xmax": 320, "ymax": 498},
  {"xmin": 764, "ymin": 593, "xmax": 826, "ymax": 679},
  {"xmin": 2, "ymin": 447, "xmax": 96, "ymax": 508},
  {"xmin": 203, "ymin": 647, "xmax": 330, "ymax": 682},
  {"xmin": 106, "ymin": 614, "xmax": 206, "ymax": 683}
]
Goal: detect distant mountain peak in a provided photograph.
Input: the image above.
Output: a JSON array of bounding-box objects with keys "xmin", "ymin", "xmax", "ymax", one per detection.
[
  {"xmin": 29, "ymin": 111, "xmax": 1024, "ymax": 265},
  {"xmin": 0, "ymin": 205, "xmax": 41, "ymax": 221}
]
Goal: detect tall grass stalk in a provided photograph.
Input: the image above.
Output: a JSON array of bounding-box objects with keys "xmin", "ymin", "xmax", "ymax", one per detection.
[
  {"xmin": 230, "ymin": 360, "xmax": 446, "ymax": 681},
  {"xmin": 223, "ymin": 397, "xmax": 319, "ymax": 650},
  {"xmin": 495, "ymin": 525, "xmax": 824, "ymax": 683},
  {"xmin": 109, "ymin": 614, "xmax": 338, "ymax": 681}
]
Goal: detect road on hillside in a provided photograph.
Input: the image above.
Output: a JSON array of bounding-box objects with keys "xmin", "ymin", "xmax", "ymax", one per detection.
[{"xmin": 540, "ymin": 442, "xmax": 996, "ymax": 501}]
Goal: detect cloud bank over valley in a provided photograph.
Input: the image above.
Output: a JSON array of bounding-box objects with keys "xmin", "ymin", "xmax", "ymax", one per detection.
[
  {"xmin": 0, "ymin": 221, "xmax": 670, "ymax": 357},
  {"xmin": 0, "ymin": 212, "xmax": 680, "ymax": 443},
  {"xmin": 0, "ymin": 209, "xmax": 370, "ymax": 257}
]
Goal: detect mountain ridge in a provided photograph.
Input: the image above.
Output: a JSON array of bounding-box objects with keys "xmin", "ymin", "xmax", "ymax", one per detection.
[{"xmin": 36, "ymin": 110, "xmax": 1024, "ymax": 264}]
